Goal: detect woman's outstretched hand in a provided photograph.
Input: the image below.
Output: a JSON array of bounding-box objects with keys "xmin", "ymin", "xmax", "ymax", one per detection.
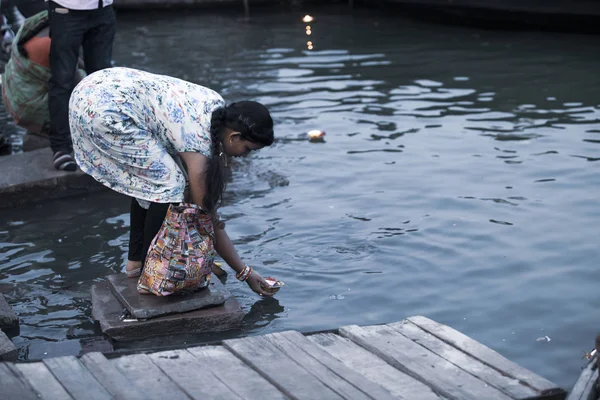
[{"xmin": 246, "ymin": 270, "xmax": 274, "ymax": 297}]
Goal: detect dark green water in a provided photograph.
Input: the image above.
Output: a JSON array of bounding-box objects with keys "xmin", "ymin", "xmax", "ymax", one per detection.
[{"xmin": 1, "ymin": 4, "xmax": 599, "ymax": 389}]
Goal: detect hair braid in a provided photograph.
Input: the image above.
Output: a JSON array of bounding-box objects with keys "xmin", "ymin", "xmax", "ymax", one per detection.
[
  {"xmin": 204, "ymin": 107, "xmax": 227, "ymax": 213},
  {"xmin": 202, "ymin": 101, "xmax": 274, "ymax": 213}
]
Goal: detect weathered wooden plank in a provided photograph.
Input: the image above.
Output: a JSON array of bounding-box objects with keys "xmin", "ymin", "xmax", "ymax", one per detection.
[
  {"xmin": 111, "ymin": 353, "xmax": 191, "ymax": 400},
  {"xmin": 408, "ymin": 316, "xmax": 559, "ymax": 393},
  {"xmin": 43, "ymin": 356, "xmax": 112, "ymax": 400},
  {"xmin": 186, "ymin": 345, "xmax": 287, "ymax": 400},
  {"xmin": 566, "ymin": 356, "xmax": 598, "ymax": 400},
  {"xmin": 148, "ymin": 348, "xmax": 242, "ymax": 400},
  {"xmin": 13, "ymin": 362, "xmax": 74, "ymax": 400},
  {"xmin": 339, "ymin": 324, "xmax": 513, "ymax": 400},
  {"xmin": 81, "ymin": 352, "xmax": 147, "ymax": 400},
  {"xmin": 265, "ymin": 330, "xmax": 396, "ymax": 399},
  {"xmin": 309, "ymin": 333, "xmax": 443, "ymax": 400},
  {"xmin": 0, "ymin": 363, "xmax": 40, "ymax": 400},
  {"xmin": 389, "ymin": 320, "xmax": 537, "ymax": 399},
  {"xmin": 596, "ymin": 334, "xmax": 600, "ymax": 371},
  {"xmin": 223, "ymin": 334, "xmax": 345, "ymax": 399}
]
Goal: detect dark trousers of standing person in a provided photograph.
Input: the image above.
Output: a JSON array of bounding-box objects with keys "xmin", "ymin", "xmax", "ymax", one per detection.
[
  {"xmin": 47, "ymin": 1, "xmax": 116, "ymax": 170},
  {"xmin": 128, "ymin": 199, "xmax": 173, "ymax": 268},
  {"xmin": 15, "ymin": 0, "xmax": 46, "ymax": 18}
]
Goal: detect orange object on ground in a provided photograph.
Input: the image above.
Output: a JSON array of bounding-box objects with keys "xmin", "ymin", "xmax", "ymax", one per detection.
[{"xmin": 22, "ymin": 35, "xmax": 51, "ymax": 68}]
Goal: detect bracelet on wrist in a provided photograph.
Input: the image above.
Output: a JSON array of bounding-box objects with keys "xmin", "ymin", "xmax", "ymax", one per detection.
[
  {"xmin": 236, "ymin": 265, "xmax": 252, "ymax": 282},
  {"xmin": 235, "ymin": 265, "xmax": 248, "ymax": 281}
]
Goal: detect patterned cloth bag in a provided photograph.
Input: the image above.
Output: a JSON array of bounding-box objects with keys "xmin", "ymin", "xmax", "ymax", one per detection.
[{"xmin": 137, "ymin": 204, "xmax": 215, "ymax": 296}]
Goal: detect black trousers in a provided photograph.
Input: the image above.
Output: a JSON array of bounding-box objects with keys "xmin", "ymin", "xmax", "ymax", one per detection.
[
  {"xmin": 47, "ymin": 1, "xmax": 116, "ymax": 153},
  {"xmin": 15, "ymin": 0, "xmax": 45, "ymax": 18},
  {"xmin": 128, "ymin": 199, "xmax": 173, "ymax": 266}
]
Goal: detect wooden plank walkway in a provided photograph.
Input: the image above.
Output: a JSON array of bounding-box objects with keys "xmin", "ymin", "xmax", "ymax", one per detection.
[
  {"xmin": 566, "ymin": 352, "xmax": 598, "ymax": 400},
  {"xmin": 0, "ymin": 316, "xmax": 567, "ymax": 400}
]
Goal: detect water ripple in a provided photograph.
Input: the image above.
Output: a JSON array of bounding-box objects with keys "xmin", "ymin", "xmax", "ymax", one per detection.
[{"xmin": 0, "ymin": 6, "xmax": 598, "ymax": 387}]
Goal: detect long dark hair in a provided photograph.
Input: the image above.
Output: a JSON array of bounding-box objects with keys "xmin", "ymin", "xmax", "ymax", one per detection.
[{"xmin": 204, "ymin": 101, "xmax": 274, "ymax": 213}]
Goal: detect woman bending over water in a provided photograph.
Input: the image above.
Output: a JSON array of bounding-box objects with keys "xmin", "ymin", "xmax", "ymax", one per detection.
[{"xmin": 69, "ymin": 67, "xmax": 274, "ymax": 296}]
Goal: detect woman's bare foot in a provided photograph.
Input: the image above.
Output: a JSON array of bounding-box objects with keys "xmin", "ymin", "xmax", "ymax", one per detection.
[{"xmin": 126, "ymin": 260, "xmax": 142, "ymax": 278}]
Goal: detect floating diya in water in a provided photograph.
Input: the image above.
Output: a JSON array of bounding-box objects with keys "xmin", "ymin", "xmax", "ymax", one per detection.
[
  {"xmin": 307, "ymin": 129, "xmax": 326, "ymax": 142},
  {"xmin": 302, "ymin": 14, "xmax": 314, "ymax": 23}
]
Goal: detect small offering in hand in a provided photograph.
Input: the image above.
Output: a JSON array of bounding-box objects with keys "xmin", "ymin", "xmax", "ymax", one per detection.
[
  {"xmin": 261, "ymin": 277, "xmax": 285, "ymax": 294},
  {"xmin": 307, "ymin": 130, "xmax": 326, "ymax": 142}
]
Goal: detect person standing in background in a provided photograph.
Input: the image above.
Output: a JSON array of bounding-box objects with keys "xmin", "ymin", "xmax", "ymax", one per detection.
[
  {"xmin": 47, "ymin": 0, "xmax": 115, "ymax": 171},
  {"xmin": 2, "ymin": 10, "xmax": 86, "ymax": 137},
  {"xmin": 16, "ymin": 0, "xmax": 47, "ymax": 18}
]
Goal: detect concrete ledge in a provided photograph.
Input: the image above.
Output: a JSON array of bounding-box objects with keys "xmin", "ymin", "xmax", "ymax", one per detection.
[
  {"xmin": 111, "ymin": 0, "xmax": 600, "ymax": 34},
  {"xmin": 382, "ymin": 0, "xmax": 600, "ymax": 17},
  {"xmin": 114, "ymin": 0, "xmax": 273, "ymax": 9},
  {"xmin": 0, "ymin": 148, "xmax": 105, "ymax": 209},
  {"xmin": 0, "ymin": 330, "xmax": 18, "ymax": 361},
  {"xmin": 91, "ymin": 277, "xmax": 244, "ymax": 341},
  {"xmin": 113, "ymin": 0, "xmax": 600, "ymax": 18},
  {"xmin": 371, "ymin": 0, "xmax": 600, "ymax": 33},
  {"xmin": 0, "ymin": 294, "xmax": 18, "ymax": 334}
]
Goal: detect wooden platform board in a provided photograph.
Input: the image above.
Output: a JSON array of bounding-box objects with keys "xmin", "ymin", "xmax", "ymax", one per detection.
[
  {"xmin": 0, "ymin": 316, "xmax": 566, "ymax": 399},
  {"xmin": 566, "ymin": 354, "xmax": 598, "ymax": 400}
]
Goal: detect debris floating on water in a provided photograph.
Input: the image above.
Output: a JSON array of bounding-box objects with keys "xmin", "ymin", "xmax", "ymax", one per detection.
[
  {"xmin": 536, "ymin": 335, "xmax": 551, "ymax": 342},
  {"xmin": 307, "ymin": 130, "xmax": 326, "ymax": 142}
]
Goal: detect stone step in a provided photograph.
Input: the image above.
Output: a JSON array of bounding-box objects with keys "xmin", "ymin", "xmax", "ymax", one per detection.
[
  {"xmin": 91, "ymin": 275, "xmax": 244, "ymax": 341},
  {"xmin": 0, "ymin": 330, "xmax": 17, "ymax": 361},
  {"xmin": 0, "ymin": 148, "xmax": 104, "ymax": 209},
  {"xmin": 0, "ymin": 294, "xmax": 18, "ymax": 334},
  {"xmin": 106, "ymin": 273, "xmax": 229, "ymax": 319}
]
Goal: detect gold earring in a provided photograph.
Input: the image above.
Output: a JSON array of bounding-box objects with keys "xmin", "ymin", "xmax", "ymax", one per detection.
[{"xmin": 219, "ymin": 143, "xmax": 228, "ymax": 167}]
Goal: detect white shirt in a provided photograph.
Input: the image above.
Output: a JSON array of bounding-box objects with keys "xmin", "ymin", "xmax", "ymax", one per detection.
[{"xmin": 49, "ymin": 0, "xmax": 113, "ymax": 10}]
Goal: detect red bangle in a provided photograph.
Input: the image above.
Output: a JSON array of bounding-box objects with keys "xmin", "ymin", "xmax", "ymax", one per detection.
[{"xmin": 236, "ymin": 265, "xmax": 252, "ymax": 281}]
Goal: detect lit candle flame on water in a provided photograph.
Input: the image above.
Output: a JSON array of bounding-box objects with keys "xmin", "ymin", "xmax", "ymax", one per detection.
[{"xmin": 303, "ymin": 15, "xmax": 315, "ymax": 50}]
